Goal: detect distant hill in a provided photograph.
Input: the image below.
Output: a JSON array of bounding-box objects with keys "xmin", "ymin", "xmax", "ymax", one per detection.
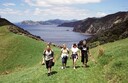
[
  {"xmin": 73, "ymin": 11, "xmax": 128, "ymax": 34},
  {"xmin": 41, "ymin": 19, "xmax": 74, "ymax": 25},
  {"xmin": 58, "ymin": 11, "xmax": 128, "ymax": 45},
  {"xmin": 0, "ymin": 18, "xmax": 44, "ymax": 41},
  {"xmin": 19, "ymin": 19, "xmax": 75, "ymax": 25},
  {"xmin": 59, "ymin": 11, "xmax": 128, "ymax": 34},
  {"xmin": 58, "ymin": 20, "xmax": 81, "ymax": 27},
  {"xmin": 87, "ymin": 19, "xmax": 128, "ymax": 46}
]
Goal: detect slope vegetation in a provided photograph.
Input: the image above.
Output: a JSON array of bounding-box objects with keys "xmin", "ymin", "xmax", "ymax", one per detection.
[
  {"xmin": 0, "ymin": 25, "xmax": 60, "ymax": 74},
  {"xmin": 0, "ymin": 25, "xmax": 127, "ymax": 83}
]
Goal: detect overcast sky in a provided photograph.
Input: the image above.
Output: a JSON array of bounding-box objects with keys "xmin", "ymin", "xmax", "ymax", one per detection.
[{"xmin": 0, "ymin": 0, "xmax": 127, "ymax": 22}]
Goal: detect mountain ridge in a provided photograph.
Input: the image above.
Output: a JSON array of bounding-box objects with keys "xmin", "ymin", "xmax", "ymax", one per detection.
[
  {"xmin": 58, "ymin": 11, "xmax": 128, "ymax": 45},
  {"xmin": 59, "ymin": 11, "xmax": 128, "ymax": 34},
  {"xmin": 87, "ymin": 19, "xmax": 128, "ymax": 46},
  {"xmin": 18, "ymin": 19, "xmax": 77, "ymax": 26}
]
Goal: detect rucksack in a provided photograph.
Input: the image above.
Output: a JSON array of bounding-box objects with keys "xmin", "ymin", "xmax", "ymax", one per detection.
[{"xmin": 43, "ymin": 50, "xmax": 54, "ymax": 57}]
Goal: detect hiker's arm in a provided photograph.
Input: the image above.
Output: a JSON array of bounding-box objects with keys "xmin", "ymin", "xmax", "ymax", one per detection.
[
  {"xmin": 67, "ymin": 49, "xmax": 70, "ymax": 54},
  {"xmin": 42, "ymin": 52, "xmax": 45, "ymax": 65},
  {"xmin": 42, "ymin": 57, "xmax": 45, "ymax": 63},
  {"xmin": 43, "ymin": 50, "xmax": 46, "ymax": 56},
  {"xmin": 51, "ymin": 51, "xmax": 55, "ymax": 62},
  {"xmin": 70, "ymin": 49, "xmax": 72, "ymax": 59},
  {"xmin": 67, "ymin": 49, "xmax": 70, "ymax": 57},
  {"xmin": 60, "ymin": 50, "xmax": 62, "ymax": 56},
  {"xmin": 60, "ymin": 49, "xmax": 63, "ymax": 58},
  {"xmin": 77, "ymin": 50, "xmax": 81, "ymax": 59},
  {"xmin": 79, "ymin": 50, "xmax": 81, "ymax": 57}
]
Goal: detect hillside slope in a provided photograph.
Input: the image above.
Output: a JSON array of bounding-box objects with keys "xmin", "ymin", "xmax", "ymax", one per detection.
[
  {"xmin": 87, "ymin": 19, "xmax": 128, "ymax": 45},
  {"xmin": 0, "ymin": 18, "xmax": 128, "ymax": 83},
  {"xmin": 0, "ymin": 26, "xmax": 128, "ymax": 83},
  {"xmin": 0, "ymin": 18, "xmax": 44, "ymax": 41},
  {"xmin": 0, "ymin": 26, "xmax": 60, "ymax": 74},
  {"xmin": 73, "ymin": 11, "xmax": 128, "ymax": 34},
  {"xmin": 0, "ymin": 18, "xmax": 60, "ymax": 74}
]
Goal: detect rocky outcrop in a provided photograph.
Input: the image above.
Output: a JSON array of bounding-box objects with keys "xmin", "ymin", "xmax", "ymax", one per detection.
[
  {"xmin": 73, "ymin": 11, "xmax": 128, "ymax": 34},
  {"xmin": 87, "ymin": 19, "xmax": 128, "ymax": 46}
]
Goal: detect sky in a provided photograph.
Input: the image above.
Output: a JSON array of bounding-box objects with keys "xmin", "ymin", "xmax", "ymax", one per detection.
[{"xmin": 0, "ymin": 0, "xmax": 128, "ymax": 22}]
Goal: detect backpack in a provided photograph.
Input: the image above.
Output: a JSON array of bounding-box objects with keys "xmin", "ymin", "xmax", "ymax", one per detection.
[{"xmin": 43, "ymin": 50, "xmax": 54, "ymax": 57}]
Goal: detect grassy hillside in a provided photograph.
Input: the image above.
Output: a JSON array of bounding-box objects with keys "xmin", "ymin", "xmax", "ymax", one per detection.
[
  {"xmin": 0, "ymin": 26, "xmax": 60, "ymax": 74},
  {"xmin": 0, "ymin": 25, "xmax": 128, "ymax": 83},
  {"xmin": 90, "ymin": 38, "xmax": 128, "ymax": 83}
]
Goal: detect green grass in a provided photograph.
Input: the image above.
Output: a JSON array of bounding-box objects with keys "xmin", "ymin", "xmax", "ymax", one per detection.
[
  {"xmin": 0, "ymin": 25, "xmax": 128, "ymax": 83},
  {"xmin": 0, "ymin": 26, "xmax": 60, "ymax": 73}
]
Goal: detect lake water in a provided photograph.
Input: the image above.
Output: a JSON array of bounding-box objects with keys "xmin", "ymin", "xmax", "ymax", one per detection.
[{"xmin": 17, "ymin": 25, "xmax": 91, "ymax": 48}]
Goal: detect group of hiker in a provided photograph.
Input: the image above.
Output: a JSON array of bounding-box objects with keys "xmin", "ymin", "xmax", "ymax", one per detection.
[{"xmin": 42, "ymin": 40, "xmax": 91, "ymax": 76}]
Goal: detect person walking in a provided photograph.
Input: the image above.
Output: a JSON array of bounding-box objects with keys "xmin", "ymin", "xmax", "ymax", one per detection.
[
  {"xmin": 79, "ymin": 40, "xmax": 90, "ymax": 67},
  {"xmin": 71, "ymin": 43, "xmax": 80, "ymax": 69},
  {"xmin": 43, "ymin": 45, "xmax": 54, "ymax": 76},
  {"xmin": 61, "ymin": 44, "xmax": 69, "ymax": 69}
]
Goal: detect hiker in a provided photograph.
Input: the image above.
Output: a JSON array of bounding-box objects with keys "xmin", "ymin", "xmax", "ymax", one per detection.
[
  {"xmin": 61, "ymin": 44, "xmax": 69, "ymax": 69},
  {"xmin": 79, "ymin": 40, "xmax": 90, "ymax": 67},
  {"xmin": 71, "ymin": 43, "xmax": 80, "ymax": 69},
  {"xmin": 43, "ymin": 45, "xmax": 54, "ymax": 76}
]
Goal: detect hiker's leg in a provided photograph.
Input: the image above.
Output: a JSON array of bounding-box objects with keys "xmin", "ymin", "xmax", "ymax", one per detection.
[
  {"xmin": 73, "ymin": 58, "xmax": 77, "ymax": 69},
  {"xmin": 86, "ymin": 55, "xmax": 88, "ymax": 66},
  {"xmin": 65, "ymin": 56, "xmax": 68, "ymax": 67},
  {"xmin": 47, "ymin": 67, "xmax": 51, "ymax": 76},
  {"xmin": 62, "ymin": 63, "xmax": 64, "ymax": 68},
  {"xmin": 46, "ymin": 61, "xmax": 49, "ymax": 70},
  {"xmin": 62, "ymin": 57, "xmax": 64, "ymax": 69},
  {"xmin": 64, "ymin": 57, "xmax": 66, "ymax": 68},
  {"xmin": 48, "ymin": 68, "xmax": 50, "ymax": 73},
  {"xmin": 72, "ymin": 54, "xmax": 74, "ymax": 67},
  {"xmin": 84, "ymin": 55, "xmax": 88, "ymax": 67},
  {"xmin": 73, "ymin": 59, "xmax": 74, "ymax": 66},
  {"xmin": 81, "ymin": 54, "xmax": 85, "ymax": 66},
  {"xmin": 50, "ymin": 68, "xmax": 51, "ymax": 73}
]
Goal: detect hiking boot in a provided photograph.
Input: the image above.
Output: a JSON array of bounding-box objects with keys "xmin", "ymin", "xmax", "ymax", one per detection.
[
  {"xmin": 47, "ymin": 73, "xmax": 51, "ymax": 76},
  {"xmin": 86, "ymin": 65, "xmax": 89, "ymax": 67},
  {"xmin": 85, "ymin": 64, "xmax": 89, "ymax": 68},
  {"xmin": 64, "ymin": 66, "xmax": 66, "ymax": 69},
  {"xmin": 61, "ymin": 67, "xmax": 64, "ymax": 69}
]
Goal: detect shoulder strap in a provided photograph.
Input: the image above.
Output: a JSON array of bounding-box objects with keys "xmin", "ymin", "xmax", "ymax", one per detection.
[
  {"xmin": 51, "ymin": 51, "xmax": 54, "ymax": 57},
  {"xmin": 43, "ymin": 50, "xmax": 46, "ymax": 56}
]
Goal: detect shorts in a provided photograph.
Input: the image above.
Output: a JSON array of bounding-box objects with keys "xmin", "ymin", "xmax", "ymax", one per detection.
[
  {"xmin": 62, "ymin": 56, "xmax": 68, "ymax": 64},
  {"xmin": 72, "ymin": 54, "xmax": 78, "ymax": 60},
  {"xmin": 81, "ymin": 53, "xmax": 88, "ymax": 64},
  {"xmin": 45, "ymin": 59, "xmax": 53, "ymax": 69}
]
